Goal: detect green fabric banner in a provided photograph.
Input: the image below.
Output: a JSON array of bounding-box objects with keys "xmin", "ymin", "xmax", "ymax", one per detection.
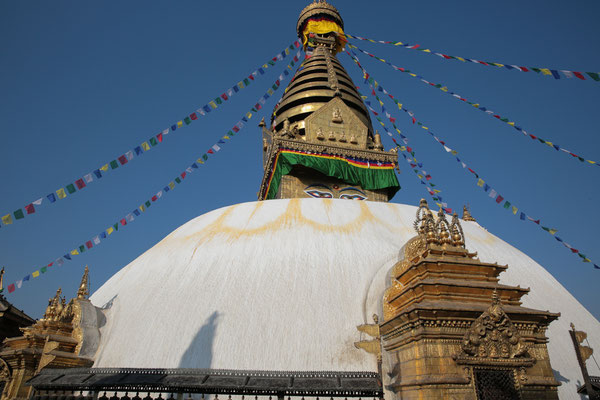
[{"xmin": 266, "ymin": 152, "xmax": 400, "ymax": 200}]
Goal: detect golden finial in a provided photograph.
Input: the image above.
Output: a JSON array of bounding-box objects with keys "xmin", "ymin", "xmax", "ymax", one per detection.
[
  {"xmin": 436, "ymin": 207, "xmax": 452, "ymax": 245},
  {"xmin": 297, "ymin": 0, "xmax": 344, "ymax": 38},
  {"xmin": 450, "ymin": 212, "xmax": 465, "ymax": 247},
  {"xmin": 462, "ymin": 205, "xmax": 476, "ymax": 222},
  {"xmin": 0, "ymin": 267, "xmax": 4, "ymax": 293},
  {"xmin": 414, "ymin": 198, "xmax": 430, "ymax": 234},
  {"xmin": 77, "ymin": 266, "xmax": 89, "ymax": 300},
  {"xmin": 425, "ymin": 211, "xmax": 439, "ymax": 244},
  {"xmin": 258, "ymin": 117, "xmax": 266, "ymax": 128}
]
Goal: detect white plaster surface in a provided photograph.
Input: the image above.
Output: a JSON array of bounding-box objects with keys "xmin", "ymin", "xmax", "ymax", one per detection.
[{"xmin": 90, "ymin": 198, "xmax": 599, "ymax": 399}]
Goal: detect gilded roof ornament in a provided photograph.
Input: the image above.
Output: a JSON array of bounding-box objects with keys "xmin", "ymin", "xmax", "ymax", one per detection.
[
  {"xmin": 77, "ymin": 265, "xmax": 90, "ymax": 300},
  {"xmin": 0, "ymin": 267, "xmax": 4, "ymax": 292},
  {"xmin": 462, "ymin": 205, "xmax": 476, "ymax": 222},
  {"xmin": 297, "ymin": 0, "xmax": 344, "ymax": 38}
]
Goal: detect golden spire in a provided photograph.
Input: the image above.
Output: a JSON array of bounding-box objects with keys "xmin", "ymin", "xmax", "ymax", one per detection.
[
  {"xmin": 77, "ymin": 266, "xmax": 90, "ymax": 300},
  {"xmin": 0, "ymin": 267, "xmax": 4, "ymax": 293},
  {"xmin": 462, "ymin": 205, "xmax": 476, "ymax": 222}
]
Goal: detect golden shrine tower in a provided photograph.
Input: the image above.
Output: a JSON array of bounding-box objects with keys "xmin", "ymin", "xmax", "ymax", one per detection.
[{"xmin": 258, "ymin": 0, "xmax": 400, "ymax": 202}]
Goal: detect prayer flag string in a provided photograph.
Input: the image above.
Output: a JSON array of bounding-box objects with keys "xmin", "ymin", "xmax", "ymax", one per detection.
[
  {"xmin": 346, "ymin": 34, "xmax": 600, "ymax": 82},
  {"xmin": 0, "ymin": 41, "xmax": 302, "ymax": 230},
  {"xmin": 355, "ymin": 83, "xmax": 451, "ymax": 212},
  {"xmin": 2, "ymin": 50, "xmax": 303, "ymax": 295},
  {"xmin": 348, "ymin": 44, "xmax": 599, "ymax": 168},
  {"xmin": 346, "ymin": 49, "xmax": 600, "ymax": 270}
]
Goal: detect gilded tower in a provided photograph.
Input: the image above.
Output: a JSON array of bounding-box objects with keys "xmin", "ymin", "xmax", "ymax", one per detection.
[{"xmin": 258, "ymin": 0, "xmax": 400, "ymax": 202}]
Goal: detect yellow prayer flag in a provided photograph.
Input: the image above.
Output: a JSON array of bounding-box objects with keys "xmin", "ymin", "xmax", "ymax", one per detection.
[
  {"xmin": 139, "ymin": 205, "xmax": 145, "ymax": 213},
  {"xmin": 400, "ymin": 146, "xmax": 406, "ymax": 151},
  {"xmin": 493, "ymin": 63, "xmax": 504, "ymax": 67},
  {"xmin": 451, "ymin": 150, "xmax": 458, "ymax": 155},
  {"xmin": 472, "ymin": 103, "xmax": 480, "ymax": 108},
  {"xmin": 100, "ymin": 164, "xmax": 109, "ymax": 171},
  {"xmin": 409, "ymin": 73, "xmax": 417, "ymax": 77},
  {"xmin": 583, "ymin": 258, "xmax": 591, "ymax": 263},
  {"xmin": 1, "ymin": 214, "xmax": 12, "ymax": 225},
  {"xmin": 423, "ymin": 49, "xmax": 431, "ymax": 53},
  {"xmin": 107, "ymin": 226, "xmax": 114, "ymax": 235},
  {"xmin": 541, "ymin": 68, "xmax": 552, "ymax": 75},
  {"xmin": 32, "ymin": 270, "xmax": 40, "ymax": 278},
  {"xmin": 142, "ymin": 142, "xmax": 151, "ymax": 151},
  {"xmin": 440, "ymin": 87, "xmax": 448, "ymax": 92},
  {"xmin": 397, "ymin": 103, "xmax": 403, "ymax": 110},
  {"xmin": 168, "ymin": 182, "xmax": 175, "ymax": 190},
  {"xmin": 70, "ymin": 249, "xmax": 79, "ymax": 256},
  {"xmin": 508, "ymin": 122, "xmax": 515, "ymax": 126},
  {"xmin": 477, "ymin": 179, "xmax": 484, "ymax": 187},
  {"xmin": 394, "ymin": 42, "xmax": 404, "ymax": 46},
  {"xmin": 435, "ymin": 203, "xmax": 442, "ymax": 209},
  {"xmin": 422, "ymin": 126, "xmax": 428, "ymax": 130},
  {"xmin": 246, "ymin": 112, "xmax": 252, "ymax": 119},
  {"xmin": 546, "ymin": 141, "xmax": 554, "ymax": 147},
  {"xmin": 456, "ymin": 57, "xmax": 466, "ymax": 62},
  {"xmin": 586, "ymin": 160, "xmax": 596, "ymax": 164},
  {"xmin": 238, "ymin": 82, "xmax": 244, "ymax": 89},
  {"xmin": 177, "ymin": 121, "xmax": 183, "ymax": 127},
  {"xmin": 433, "ymin": 189, "xmax": 441, "ymax": 193},
  {"xmin": 379, "ymin": 58, "xmax": 386, "ymax": 63},
  {"xmin": 417, "ymin": 174, "xmax": 423, "ymax": 179},
  {"xmin": 285, "ymin": 48, "xmax": 290, "ymax": 55},
  {"xmin": 209, "ymin": 101, "xmax": 217, "ymax": 109},
  {"xmin": 223, "ymin": 136, "xmax": 230, "ymax": 140},
  {"xmin": 549, "ymin": 228, "xmax": 558, "ymax": 235},
  {"xmin": 262, "ymin": 64, "xmax": 268, "ymax": 69},
  {"xmin": 512, "ymin": 206, "xmax": 518, "ymax": 215},
  {"xmin": 56, "ymin": 188, "xmax": 67, "ymax": 199},
  {"xmin": 196, "ymin": 158, "xmax": 205, "ymax": 164}
]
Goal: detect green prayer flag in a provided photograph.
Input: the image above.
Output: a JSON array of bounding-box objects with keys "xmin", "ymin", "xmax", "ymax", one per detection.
[
  {"xmin": 79, "ymin": 245, "xmax": 85, "ymax": 253},
  {"xmin": 41, "ymin": 267, "xmax": 47, "ymax": 273},
  {"xmin": 202, "ymin": 154, "xmax": 208, "ymax": 161},
  {"xmin": 145, "ymin": 200, "xmax": 151, "ymax": 208},
  {"xmin": 150, "ymin": 137, "xmax": 158, "ymax": 146},
  {"xmin": 243, "ymin": 78, "xmax": 250, "ymax": 86},
  {"xmin": 215, "ymin": 97, "xmax": 223, "ymax": 105},
  {"xmin": 500, "ymin": 118, "xmax": 509, "ymax": 122},
  {"xmin": 110, "ymin": 160, "xmax": 119, "ymax": 169},
  {"xmin": 542, "ymin": 226, "xmax": 550, "ymax": 232},
  {"xmin": 13, "ymin": 209, "xmax": 24, "ymax": 220},
  {"xmin": 66, "ymin": 183, "xmax": 76, "ymax": 194},
  {"xmin": 268, "ymin": 60, "xmax": 275, "ymax": 66},
  {"xmin": 175, "ymin": 177, "xmax": 181, "ymax": 184},
  {"xmin": 113, "ymin": 223, "xmax": 119, "ymax": 231},
  {"xmin": 228, "ymin": 130, "xmax": 235, "ymax": 136},
  {"xmin": 184, "ymin": 117, "xmax": 191, "ymax": 125},
  {"xmin": 532, "ymin": 68, "xmax": 541, "ymax": 73},
  {"xmin": 587, "ymin": 72, "xmax": 600, "ymax": 81},
  {"xmin": 503, "ymin": 201, "xmax": 511, "ymax": 209}
]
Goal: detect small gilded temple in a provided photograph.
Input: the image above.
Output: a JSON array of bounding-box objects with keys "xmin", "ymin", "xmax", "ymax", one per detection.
[{"xmin": 1, "ymin": 2, "xmax": 599, "ymax": 400}]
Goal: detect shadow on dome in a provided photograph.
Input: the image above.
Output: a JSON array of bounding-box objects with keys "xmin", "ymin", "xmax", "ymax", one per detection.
[{"xmin": 179, "ymin": 311, "xmax": 221, "ymax": 368}]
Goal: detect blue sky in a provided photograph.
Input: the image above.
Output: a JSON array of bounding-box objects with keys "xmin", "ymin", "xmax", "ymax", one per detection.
[{"xmin": 1, "ymin": 0, "xmax": 599, "ymax": 320}]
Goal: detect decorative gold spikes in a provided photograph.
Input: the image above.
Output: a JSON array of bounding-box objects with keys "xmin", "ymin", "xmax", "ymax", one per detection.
[
  {"xmin": 450, "ymin": 212, "xmax": 466, "ymax": 248},
  {"xmin": 412, "ymin": 199, "xmax": 465, "ymax": 248},
  {"xmin": 462, "ymin": 205, "xmax": 476, "ymax": 222},
  {"xmin": 77, "ymin": 266, "xmax": 90, "ymax": 300},
  {"xmin": 436, "ymin": 208, "xmax": 452, "ymax": 245}
]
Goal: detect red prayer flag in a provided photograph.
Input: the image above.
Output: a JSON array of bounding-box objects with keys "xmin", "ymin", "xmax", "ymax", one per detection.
[
  {"xmin": 180, "ymin": 172, "xmax": 186, "ymax": 179},
  {"xmin": 207, "ymin": 149, "xmax": 214, "ymax": 154},
  {"xmin": 120, "ymin": 218, "xmax": 127, "ymax": 226},
  {"xmin": 190, "ymin": 113, "xmax": 198, "ymax": 120},
  {"xmin": 442, "ymin": 54, "xmax": 451, "ymax": 59},
  {"xmin": 8, "ymin": 284, "xmax": 15, "ymax": 293},
  {"xmin": 520, "ymin": 67, "xmax": 529, "ymax": 72},
  {"xmin": 221, "ymin": 93, "xmax": 228, "ymax": 101},
  {"xmin": 118, "ymin": 155, "xmax": 128, "ymax": 165},
  {"xmin": 75, "ymin": 178, "xmax": 86, "ymax": 189},
  {"xmin": 86, "ymin": 240, "xmax": 93, "ymax": 249},
  {"xmin": 412, "ymin": 117, "xmax": 416, "ymax": 124},
  {"xmin": 157, "ymin": 133, "xmax": 163, "ymax": 143},
  {"xmin": 151, "ymin": 195, "xmax": 158, "ymax": 202},
  {"xmin": 47, "ymin": 262, "xmax": 53, "ymax": 267},
  {"xmin": 232, "ymin": 126, "xmax": 239, "ymax": 133},
  {"xmin": 25, "ymin": 203, "xmax": 35, "ymax": 214},
  {"xmin": 529, "ymin": 135, "xmax": 537, "ymax": 140},
  {"xmin": 571, "ymin": 248, "xmax": 579, "ymax": 253},
  {"xmin": 444, "ymin": 208, "xmax": 452, "ymax": 214},
  {"xmin": 493, "ymin": 115, "xmax": 501, "ymax": 119},
  {"xmin": 496, "ymin": 195, "xmax": 504, "ymax": 204},
  {"xmin": 573, "ymin": 71, "xmax": 586, "ymax": 80}
]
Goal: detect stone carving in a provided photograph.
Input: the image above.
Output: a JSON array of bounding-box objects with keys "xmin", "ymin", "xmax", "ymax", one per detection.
[
  {"xmin": 459, "ymin": 291, "xmax": 530, "ymax": 360},
  {"xmin": 328, "ymin": 131, "xmax": 335, "ymax": 141},
  {"xmin": 339, "ymin": 131, "xmax": 347, "ymax": 142},
  {"xmin": 316, "ymin": 127, "xmax": 324, "ymax": 140},
  {"xmin": 332, "ymin": 108, "xmax": 343, "ymax": 123}
]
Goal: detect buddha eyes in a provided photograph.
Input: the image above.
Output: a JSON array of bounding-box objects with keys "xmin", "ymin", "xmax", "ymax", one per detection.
[
  {"xmin": 339, "ymin": 193, "xmax": 367, "ymax": 201},
  {"xmin": 304, "ymin": 185, "xmax": 368, "ymax": 200},
  {"xmin": 305, "ymin": 189, "xmax": 333, "ymax": 198}
]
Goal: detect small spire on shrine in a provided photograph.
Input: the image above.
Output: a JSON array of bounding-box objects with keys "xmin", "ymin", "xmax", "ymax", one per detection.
[
  {"xmin": 462, "ymin": 205, "xmax": 476, "ymax": 222},
  {"xmin": 77, "ymin": 266, "xmax": 90, "ymax": 300}
]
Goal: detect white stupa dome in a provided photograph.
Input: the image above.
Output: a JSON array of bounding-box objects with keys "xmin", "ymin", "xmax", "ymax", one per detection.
[{"xmin": 89, "ymin": 198, "xmax": 600, "ymax": 400}]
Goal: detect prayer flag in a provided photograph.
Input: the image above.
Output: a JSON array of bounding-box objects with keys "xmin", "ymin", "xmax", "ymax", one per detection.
[
  {"xmin": 23, "ymin": 275, "xmax": 30, "ymax": 282},
  {"xmin": 587, "ymin": 72, "xmax": 600, "ymax": 81},
  {"xmin": 190, "ymin": 113, "xmax": 198, "ymax": 120},
  {"xmin": 8, "ymin": 284, "xmax": 15, "ymax": 293},
  {"xmin": 175, "ymin": 177, "xmax": 181, "ymax": 184},
  {"xmin": 93, "ymin": 236, "xmax": 101, "ymax": 245},
  {"xmin": 41, "ymin": 267, "xmax": 47, "ymax": 273},
  {"xmin": 13, "ymin": 209, "xmax": 24, "ymax": 220},
  {"xmin": 150, "ymin": 137, "xmax": 158, "ymax": 147},
  {"xmin": 93, "ymin": 169, "xmax": 102, "ymax": 179},
  {"xmin": 145, "ymin": 200, "xmax": 151, "ymax": 207},
  {"xmin": 86, "ymin": 240, "xmax": 93, "ymax": 249},
  {"xmin": 66, "ymin": 184, "xmax": 76, "ymax": 194},
  {"xmin": 550, "ymin": 70, "xmax": 560, "ymax": 79},
  {"xmin": 126, "ymin": 150, "xmax": 134, "ymax": 160},
  {"xmin": 477, "ymin": 179, "xmax": 484, "ymax": 187},
  {"xmin": 79, "ymin": 245, "xmax": 86, "ymax": 253},
  {"xmin": 126, "ymin": 213, "xmax": 134, "ymax": 222},
  {"xmin": 25, "ymin": 203, "xmax": 35, "ymax": 214},
  {"xmin": 16, "ymin": 280, "xmax": 22, "ymax": 289},
  {"xmin": 177, "ymin": 121, "xmax": 183, "ymax": 127},
  {"xmin": 212, "ymin": 144, "xmax": 221, "ymax": 152},
  {"xmin": 100, "ymin": 164, "xmax": 109, "ymax": 172},
  {"xmin": 573, "ymin": 71, "xmax": 586, "ymax": 80},
  {"xmin": 135, "ymin": 146, "xmax": 143, "ymax": 155},
  {"xmin": 84, "ymin": 173, "xmax": 93, "ymax": 183},
  {"xmin": 64, "ymin": 254, "xmax": 72, "ymax": 260},
  {"xmin": 489, "ymin": 189, "xmax": 497, "ymax": 198},
  {"xmin": 180, "ymin": 172, "xmax": 186, "ymax": 179},
  {"xmin": 110, "ymin": 160, "xmax": 119, "ymax": 169},
  {"xmin": 169, "ymin": 182, "xmax": 175, "ymax": 190},
  {"xmin": 2, "ymin": 214, "xmax": 12, "ymax": 225},
  {"xmin": 32, "ymin": 271, "xmax": 40, "ymax": 278},
  {"xmin": 56, "ymin": 258, "xmax": 64, "ymax": 266},
  {"xmin": 142, "ymin": 142, "xmax": 151, "ymax": 151},
  {"xmin": 107, "ymin": 226, "xmax": 114, "ymax": 235},
  {"xmin": 133, "ymin": 209, "xmax": 140, "ymax": 216},
  {"xmin": 47, "ymin": 193, "xmax": 57, "ymax": 203},
  {"xmin": 496, "ymin": 195, "xmax": 504, "ymax": 204},
  {"xmin": 512, "ymin": 206, "xmax": 518, "ymax": 215},
  {"xmin": 503, "ymin": 201, "xmax": 511, "ymax": 209},
  {"xmin": 184, "ymin": 117, "xmax": 191, "ymax": 125},
  {"xmin": 71, "ymin": 249, "xmax": 79, "ymax": 256},
  {"xmin": 120, "ymin": 218, "xmax": 127, "ymax": 226},
  {"xmin": 75, "ymin": 178, "xmax": 86, "ymax": 189}
]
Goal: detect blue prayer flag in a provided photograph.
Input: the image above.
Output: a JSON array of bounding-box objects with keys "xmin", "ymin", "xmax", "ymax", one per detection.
[
  {"xmin": 64, "ymin": 254, "xmax": 72, "ymax": 260},
  {"xmin": 135, "ymin": 146, "xmax": 143, "ymax": 155},
  {"xmin": 520, "ymin": 212, "xmax": 526, "ymax": 220},
  {"xmin": 192, "ymin": 163, "xmax": 199, "ymax": 169},
  {"xmin": 203, "ymin": 105, "xmax": 211, "ymax": 113},
  {"xmin": 47, "ymin": 193, "xmax": 57, "ymax": 203},
  {"xmin": 171, "ymin": 125, "xmax": 177, "ymax": 131},
  {"xmin": 100, "ymin": 232, "xmax": 107, "ymax": 239},
  {"xmin": 23, "ymin": 275, "xmax": 30, "ymax": 281},
  {"xmin": 94, "ymin": 169, "xmax": 102, "ymax": 179},
  {"xmin": 133, "ymin": 209, "xmax": 141, "ymax": 216}
]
